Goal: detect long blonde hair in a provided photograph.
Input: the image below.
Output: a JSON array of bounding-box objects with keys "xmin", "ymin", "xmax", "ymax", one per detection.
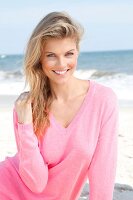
[{"xmin": 24, "ymin": 11, "xmax": 84, "ymax": 140}]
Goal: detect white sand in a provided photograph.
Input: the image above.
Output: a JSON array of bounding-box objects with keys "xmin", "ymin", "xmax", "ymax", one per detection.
[{"xmin": 0, "ymin": 95, "xmax": 133, "ymax": 199}]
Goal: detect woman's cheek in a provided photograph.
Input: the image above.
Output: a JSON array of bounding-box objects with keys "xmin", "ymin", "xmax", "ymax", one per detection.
[
  {"xmin": 43, "ymin": 61, "xmax": 55, "ymax": 71},
  {"xmin": 68, "ymin": 59, "xmax": 77, "ymax": 69}
]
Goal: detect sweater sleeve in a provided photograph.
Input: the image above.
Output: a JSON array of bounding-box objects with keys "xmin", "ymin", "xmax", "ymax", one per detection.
[
  {"xmin": 88, "ymin": 89, "xmax": 119, "ymax": 200},
  {"xmin": 13, "ymin": 107, "xmax": 48, "ymax": 193}
]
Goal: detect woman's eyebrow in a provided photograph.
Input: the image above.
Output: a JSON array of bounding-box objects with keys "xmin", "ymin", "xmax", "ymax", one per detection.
[
  {"xmin": 44, "ymin": 49, "xmax": 75, "ymax": 54},
  {"xmin": 66, "ymin": 49, "xmax": 75, "ymax": 52},
  {"xmin": 44, "ymin": 51, "xmax": 54, "ymax": 54}
]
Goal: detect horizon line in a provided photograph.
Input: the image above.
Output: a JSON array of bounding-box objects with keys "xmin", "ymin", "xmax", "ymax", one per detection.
[{"xmin": 0, "ymin": 48, "xmax": 133, "ymax": 56}]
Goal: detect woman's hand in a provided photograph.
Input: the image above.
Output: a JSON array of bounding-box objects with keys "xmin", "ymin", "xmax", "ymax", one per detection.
[{"xmin": 15, "ymin": 92, "xmax": 33, "ymax": 124}]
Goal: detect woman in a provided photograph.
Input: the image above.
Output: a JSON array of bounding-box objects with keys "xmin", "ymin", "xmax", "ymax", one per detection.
[{"xmin": 0, "ymin": 11, "xmax": 119, "ymax": 200}]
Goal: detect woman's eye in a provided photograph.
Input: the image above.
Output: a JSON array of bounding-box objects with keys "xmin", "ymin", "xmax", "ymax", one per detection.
[
  {"xmin": 47, "ymin": 54, "xmax": 55, "ymax": 57},
  {"xmin": 66, "ymin": 52, "xmax": 74, "ymax": 56}
]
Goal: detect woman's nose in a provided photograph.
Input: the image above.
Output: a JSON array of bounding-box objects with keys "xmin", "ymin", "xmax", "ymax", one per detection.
[{"xmin": 56, "ymin": 57, "xmax": 67, "ymax": 69}]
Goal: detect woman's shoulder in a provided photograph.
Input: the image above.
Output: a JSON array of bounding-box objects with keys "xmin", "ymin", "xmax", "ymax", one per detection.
[{"xmin": 91, "ymin": 80, "xmax": 118, "ymax": 103}]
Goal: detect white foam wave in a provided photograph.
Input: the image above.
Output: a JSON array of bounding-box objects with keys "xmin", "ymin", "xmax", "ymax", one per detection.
[
  {"xmin": 0, "ymin": 69, "xmax": 133, "ymax": 102},
  {"xmin": 0, "ymin": 54, "xmax": 7, "ymax": 59},
  {"xmin": 74, "ymin": 69, "xmax": 97, "ymax": 79},
  {"xmin": 0, "ymin": 70, "xmax": 23, "ymax": 81},
  {"xmin": 94, "ymin": 74, "xmax": 133, "ymax": 101},
  {"xmin": 75, "ymin": 70, "xmax": 133, "ymax": 102}
]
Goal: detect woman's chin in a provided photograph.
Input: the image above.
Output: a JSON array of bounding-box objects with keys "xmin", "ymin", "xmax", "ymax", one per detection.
[{"xmin": 50, "ymin": 76, "xmax": 73, "ymax": 85}]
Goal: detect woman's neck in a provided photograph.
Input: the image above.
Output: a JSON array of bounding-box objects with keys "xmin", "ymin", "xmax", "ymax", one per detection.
[{"xmin": 50, "ymin": 77, "xmax": 80, "ymax": 102}]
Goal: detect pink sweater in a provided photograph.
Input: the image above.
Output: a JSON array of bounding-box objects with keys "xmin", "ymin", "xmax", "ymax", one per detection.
[{"xmin": 6, "ymin": 80, "xmax": 119, "ymax": 200}]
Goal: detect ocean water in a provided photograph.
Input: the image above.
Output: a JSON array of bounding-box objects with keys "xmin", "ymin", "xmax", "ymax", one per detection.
[{"xmin": 0, "ymin": 50, "xmax": 133, "ymax": 105}]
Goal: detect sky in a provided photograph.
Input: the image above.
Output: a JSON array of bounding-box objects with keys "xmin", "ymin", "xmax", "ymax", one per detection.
[{"xmin": 0, "ymin": 0, "xmax": 133, "ymax": 54}]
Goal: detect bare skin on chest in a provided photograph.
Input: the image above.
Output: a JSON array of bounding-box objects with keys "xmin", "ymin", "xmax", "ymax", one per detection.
[{"xmin": 50, "ymin": 80, "xmax": 90, "ymax": 128}]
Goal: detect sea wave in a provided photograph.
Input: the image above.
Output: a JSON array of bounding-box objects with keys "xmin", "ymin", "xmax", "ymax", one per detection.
[
  {"xmin": 0, "ymin": 70, "xmax": 23, "ymax": 81},
  {"xmin": 0, "ymin": 55, "xmax": 7, "ymax": 59},
  {"xmin": 0, "ymin": 68, "xmax": 126, "ymax": 81},
  {"xmin": 0, "ymin": 69, "xmax": 133, "ymax": 102}
]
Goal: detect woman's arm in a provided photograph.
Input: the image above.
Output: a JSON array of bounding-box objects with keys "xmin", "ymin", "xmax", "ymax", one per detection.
[
  {"xmin": 13, "ymin": 107, "xmax": 48, "ymax": 193},
  {"xmin": 88, "ymin": 90, "xmax": 119, "ymax": 200}
]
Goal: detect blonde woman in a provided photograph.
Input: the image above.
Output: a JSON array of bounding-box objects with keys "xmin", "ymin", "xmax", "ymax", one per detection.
[{"xmin": 0, "ymin": 12, "xmax": 119, "ymax": 200}]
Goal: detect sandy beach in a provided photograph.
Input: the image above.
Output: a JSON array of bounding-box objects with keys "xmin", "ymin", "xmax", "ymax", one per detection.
[{"xmin": 0, "ymin": 94, "xmax": 133, "ymax": 199}]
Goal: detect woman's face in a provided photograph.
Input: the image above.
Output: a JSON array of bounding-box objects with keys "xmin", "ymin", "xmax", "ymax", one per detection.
[{"xmin": 40, "ymin": 37, "xmax": 79, "ymax": 85}]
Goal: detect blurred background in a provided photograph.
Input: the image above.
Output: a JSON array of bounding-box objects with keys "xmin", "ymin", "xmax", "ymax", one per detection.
[{"xmin": 0, "ymin": 0, "xmax": 133, "ymax": 103}]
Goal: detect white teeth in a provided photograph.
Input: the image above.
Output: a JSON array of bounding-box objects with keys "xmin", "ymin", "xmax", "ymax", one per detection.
[{"xmin": 53, "ymin": 70, "xmax": 68, "ymax": 75}]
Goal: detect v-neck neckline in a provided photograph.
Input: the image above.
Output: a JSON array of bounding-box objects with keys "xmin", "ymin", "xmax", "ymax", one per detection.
[{"xmin": 49, "ymin": 79, "xmax": 94, "ymax": 134}]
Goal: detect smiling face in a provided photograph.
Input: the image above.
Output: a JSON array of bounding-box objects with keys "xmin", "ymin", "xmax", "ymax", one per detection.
[{"xmin": 40, "ymin": 37, "xmax": 79, "ymax": 85}]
